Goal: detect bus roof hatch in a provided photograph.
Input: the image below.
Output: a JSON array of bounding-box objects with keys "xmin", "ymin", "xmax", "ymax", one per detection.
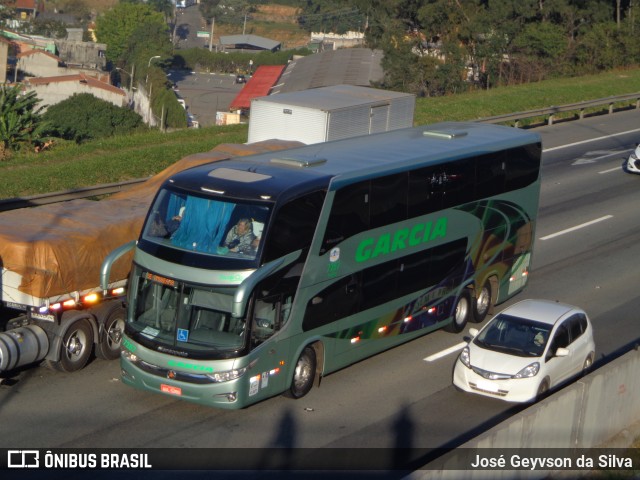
[
  {"xmin": 422, "ymin": 129, "xmax": 468, "ymax": 139},
  {"xmin": 270, "ymin": 156, "xmax": 327, "ymax": 168}
]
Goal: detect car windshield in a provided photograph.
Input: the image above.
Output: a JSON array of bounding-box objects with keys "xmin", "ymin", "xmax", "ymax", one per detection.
[
  {"xmin": 142, "ymin": 188, "xmax": 269, "ymax": 261},
  {"xmin": 473, "ymin": 314, "xmax": 552, "ymax": 357}
]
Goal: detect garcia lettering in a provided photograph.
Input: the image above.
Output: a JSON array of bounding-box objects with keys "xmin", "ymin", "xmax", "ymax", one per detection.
[{"xmin": 355, "ymin": 217, "xmax": 447, "ymax": 262}]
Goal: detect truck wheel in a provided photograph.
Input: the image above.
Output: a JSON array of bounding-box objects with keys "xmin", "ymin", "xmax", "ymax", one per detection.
[
  {"xmin": 46, "ymin": 318, "xmax": 93, "ymax": 373},
  {"xmin": 95, "ymin": 303, "xmax": 126, "ymax": 360},
  {"xmin": 444, "ymin": 290, "xmax": 471, "ymax": 333},
  {"xmin": 472, "ymin": 281, "xmax": 492, "ymax": 323},
  {"xmin": 289, "ymin": 346, "xmax": 316, "ymax": 399}
]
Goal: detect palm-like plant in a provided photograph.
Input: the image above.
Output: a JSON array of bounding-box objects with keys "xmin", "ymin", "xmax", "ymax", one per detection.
[{"xmin": 0, "ymin": 85, "xmax": 48, "ymax": 159}]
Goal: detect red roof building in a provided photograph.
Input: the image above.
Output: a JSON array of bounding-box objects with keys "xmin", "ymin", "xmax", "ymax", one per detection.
[{"xmin": 229, "ymin": 65, "xmax": 286, "ymax": 112}]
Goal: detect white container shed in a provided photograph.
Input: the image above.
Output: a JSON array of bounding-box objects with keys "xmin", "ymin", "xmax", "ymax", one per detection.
[{"xmin": 247, "ymin": 84, "xmax": 415, "ymax": 145}]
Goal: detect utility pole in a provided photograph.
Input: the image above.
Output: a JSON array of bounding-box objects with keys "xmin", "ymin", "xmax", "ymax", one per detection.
[
  {"xmin": 243, "ymin": 14, "xmax": 247, "ymax": 35},
  {"xmin": 129, "ymin": 63, "xmax": 135, "ymax": 92},
  {"xmin": 209, "ymin": 17, "xmax": 214, "ymax": 52}
]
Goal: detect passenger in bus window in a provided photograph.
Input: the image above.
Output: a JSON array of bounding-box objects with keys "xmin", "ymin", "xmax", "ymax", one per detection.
[{"xmin": 167, "ymin": 206, "xmax": 186, "ymax": 235}]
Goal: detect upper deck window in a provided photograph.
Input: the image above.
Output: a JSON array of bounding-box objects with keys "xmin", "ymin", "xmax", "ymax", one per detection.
[{"xmin": 142, "ymin": 188, "xmax": 270, "ymax": 261}]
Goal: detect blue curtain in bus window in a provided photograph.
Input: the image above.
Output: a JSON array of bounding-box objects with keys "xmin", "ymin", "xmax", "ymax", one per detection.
[
  {"xmin": 166, "ymin": 193, "xmax": 186, "ymax": 223},
  {"xmin": 171, "ymin": 197, "xmax": 234, "ymax": 253}
]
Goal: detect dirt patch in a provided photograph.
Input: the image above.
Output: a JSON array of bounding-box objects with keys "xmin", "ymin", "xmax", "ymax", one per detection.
[
  {"xmin": 253, "ymin": 4, "xmax": 301, "ymax": 24},
  {"xmin": 46, "ymin": 0, "xmax": 118, "ymax": 15}
]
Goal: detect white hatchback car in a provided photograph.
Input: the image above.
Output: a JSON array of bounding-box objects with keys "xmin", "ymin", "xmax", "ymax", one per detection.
[
  {"xmin": 453, "ymin": 299, "xmax": 595, "ymax": 403},
  {"xmin": 627, "ymin": 144, "xmax": 640, "ymax": 174}
]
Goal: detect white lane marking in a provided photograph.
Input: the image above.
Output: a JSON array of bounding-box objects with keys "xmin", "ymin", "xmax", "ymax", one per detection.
[
  {"xmin": 543, "ymin": 128, "xmax": 640, "ymax": 153},
  {"xmin": 424, "ymin": 342, "xmax": 467, "ymax": 362},
  {"xmin": 572, "ymin": 150, "xmax": 628, "ymax": 165},
  {"xmin": 599, "ymin": 166, "xmax": 623, "ymax": 174},
  {"xmin": 539, "ymin": 215, "xmax": 613, "ymax": 241}
]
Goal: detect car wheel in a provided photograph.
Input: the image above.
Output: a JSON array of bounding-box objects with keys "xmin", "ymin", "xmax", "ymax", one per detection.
[
  {"xmin": 288, "ymin": 346, "xmax": 316, "ymax": 399},
  {"xmin": 536, "ymin": 379, "xmax": 550, "ymax": 402},
  {"xmin": 582, "ymin": 353, "xmax": 594, "ymax": 374},
  {"xmin": 472, "ymin": 281, "xmax": 492, "ymax": 323},
  {"xmin": 444, "ymin": 290, "xmax": 471, "ymax": 333}
]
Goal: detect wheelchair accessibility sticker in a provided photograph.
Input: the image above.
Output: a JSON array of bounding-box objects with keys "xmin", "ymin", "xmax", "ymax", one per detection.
[{"xmin": 177, "ymin": 329, "xmax": 189, "ymax": 342}]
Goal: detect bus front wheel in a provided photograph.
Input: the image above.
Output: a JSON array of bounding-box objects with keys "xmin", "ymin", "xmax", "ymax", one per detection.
[
  {"xmin": 445, "ymin": 290, "xmax": 471, "ymax": 333},
  {"xmin": 289, "ymin": 346, "xmax": 316, "ymax": 399}
]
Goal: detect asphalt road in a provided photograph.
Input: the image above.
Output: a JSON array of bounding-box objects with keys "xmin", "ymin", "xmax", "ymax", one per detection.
[
  {"xmin": 173, "ymin": 4, "xmax": 210, "ymax": 50},
  {"xmin": 169, "ymin": 70, "xmax": 244, "ymax": 127},
  {"xmin": 1, "ymin": 110, "xmax": 640, "ymax": 476},
  {"xmin": 169, "ymin": 4, "xmax": 246, "ymax": 127}
]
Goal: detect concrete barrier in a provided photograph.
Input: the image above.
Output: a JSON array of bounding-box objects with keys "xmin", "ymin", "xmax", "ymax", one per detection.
[{"xmin": 413, "ymin": 347, "xmax": 640, "ymax": 479}]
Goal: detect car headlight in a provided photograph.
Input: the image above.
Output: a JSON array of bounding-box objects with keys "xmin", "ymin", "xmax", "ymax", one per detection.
[
  {"xmin": 513, "ymin": 362, "xmax": 540, "ymax": 378},
  {"xmin": 459, "ymin": 346, "xmax": 471, "ymax": 368},
  {"xmin": 631, "ymin": 153, "xmax": 638, "ymax": 161},
  {"xmin": 206, "ymin": 367, "xmax": 247, "ymax": 383}
]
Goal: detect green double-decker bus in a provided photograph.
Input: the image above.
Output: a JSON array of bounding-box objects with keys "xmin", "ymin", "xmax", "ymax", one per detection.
[{"xmin": 103, "ymin": 122, "xmax": 542, "ymax": 409}]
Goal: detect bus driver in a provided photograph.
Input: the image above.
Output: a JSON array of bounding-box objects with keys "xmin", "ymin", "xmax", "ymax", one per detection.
[{"xmin": 223, "ymin": 218, "xmax": 256, "ymax": 254}]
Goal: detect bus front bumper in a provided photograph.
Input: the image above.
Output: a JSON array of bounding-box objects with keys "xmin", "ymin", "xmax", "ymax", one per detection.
[{"xmin": 120, "ymin": 357, "xmax": 245, "ymax": 409}]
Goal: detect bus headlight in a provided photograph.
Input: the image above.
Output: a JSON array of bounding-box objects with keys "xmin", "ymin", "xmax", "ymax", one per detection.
[
  {"xmin": 121, "ymin": 349, "xmax": 138, "ymax": 362},
  {"xmin": 207, "ymin": 367, "xmax": 247, "ymax": 383}
]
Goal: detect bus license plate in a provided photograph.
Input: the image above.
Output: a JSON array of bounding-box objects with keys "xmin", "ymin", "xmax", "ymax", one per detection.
[{"xmin": 161, "ymin": 384, "xmax": 182, "ymax": 396}]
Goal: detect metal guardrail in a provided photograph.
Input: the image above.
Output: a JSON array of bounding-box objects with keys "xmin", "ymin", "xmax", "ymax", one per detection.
[
  {"xmin": 1, "ymin": 92, "xmax": 638, "ymax": 212},
  {"xmin": 0, "ymin": 178, "xmax": 149, "ymax": 212},
  {"xmin": 478, "ymin": 92, "xmax": 640, "ymax": 127}
]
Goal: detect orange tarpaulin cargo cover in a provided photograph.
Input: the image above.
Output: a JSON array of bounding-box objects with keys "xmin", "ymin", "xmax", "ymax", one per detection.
[{"xmin": 0, "ymin": 140, "xmax": 302, "ymax": 301}]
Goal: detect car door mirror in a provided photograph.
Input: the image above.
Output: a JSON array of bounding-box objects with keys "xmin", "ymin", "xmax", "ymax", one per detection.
[
  {"xmin": 555, "ymin": 347, "xmax": 569, "ymax": 357},
  {"xmin": 468, "ymin": 327, "xmax": 479, "ymax": 338}
]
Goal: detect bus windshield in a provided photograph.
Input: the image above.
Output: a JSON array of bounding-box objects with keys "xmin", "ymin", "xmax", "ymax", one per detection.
[
  {"xmin": 142, "ymin": 188, "xmax": 270, "ymax": 261},
  {"xmin": 127, "ymin": 266, "xmax": 247, "ymax": 359}
]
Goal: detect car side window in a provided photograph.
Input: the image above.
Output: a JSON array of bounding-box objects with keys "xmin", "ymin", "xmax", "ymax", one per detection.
[
  {"xmin": 546, "ymin": 323, "xmax": 569, "ymax": 361},
  {"xmin": 567, "ymin": 314, "xmax": 586, "ymax": 343}
]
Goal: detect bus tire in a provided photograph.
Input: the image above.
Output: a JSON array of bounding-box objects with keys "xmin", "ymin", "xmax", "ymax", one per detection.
[
  {"xmin": 289, "ymin": 345, "xmax": 316, "ymax": 399},
  {"xmin": 472, "ymin": 280, "xmax": 492, "ymax": 323},
  {"xmin": 94, "ymin": 302, "xmax": 126, "ymax": 360},
  {"xmin": 45, "ymin": 318, "xmax": 93, "ymax": 373},
  {"xmin": 444, "ymin": 290, "xmax": 471, "ymax": 333}
]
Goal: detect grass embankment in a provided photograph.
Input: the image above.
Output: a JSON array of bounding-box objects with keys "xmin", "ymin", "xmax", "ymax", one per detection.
[{"xmin": 2, "ymin": 68, "xmax": 640, "ymax": 200}]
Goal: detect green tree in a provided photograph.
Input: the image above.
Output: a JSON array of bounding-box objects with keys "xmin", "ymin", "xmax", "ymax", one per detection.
[
  {"xmin": 298, "ymin": 0, "xmax": 365, "ymax": 34},
  {"xmin": 95, "ymin": 3, "xmax": 167, "ymax": 62},
  {"xmin": 200, "ymin": 0, "xmax": 254, "ymax": 26},
  {"xmin": 0, "ymin": 85, "xmax": 47, "ymax": 160},
  {"xmin": 31, "ymin": 18, "xmax": 71, "ymax": 38},
  {"xmin": 512, "ymin": 22, "xmax": 568, "ymax": 81},
  {"xmin": 573, "ymin": 21, "xmax": 626, "ymax": 71},
  {"xmin": 58, "ymin": 0, "xmax": 92, "ymax": 24},
  {"xmin": 43, "ymin": 94, "xmax": 145, "ymax": 143},
  {"xmin": 148, "ymin": 0, "xmax": 175, "ymax": 20}
]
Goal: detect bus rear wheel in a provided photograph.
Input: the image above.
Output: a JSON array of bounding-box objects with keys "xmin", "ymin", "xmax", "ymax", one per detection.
[
  {"xmin": 289, "ymin": 346, "xmax": 316, "ymax": 399},
  {"xmin": 445, "ymin": 290, "xmax": 471, "ymax": 333}
]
